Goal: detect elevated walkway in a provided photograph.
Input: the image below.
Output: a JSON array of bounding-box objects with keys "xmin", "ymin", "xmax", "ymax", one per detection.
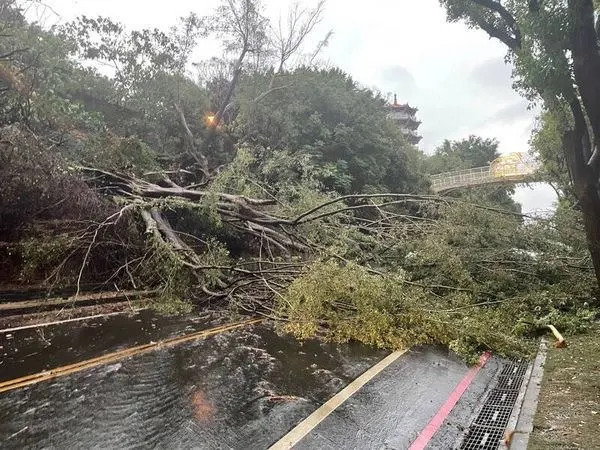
[{"xmin": 431, "ymin": 152, "xmax": 540, "ymax": 193}]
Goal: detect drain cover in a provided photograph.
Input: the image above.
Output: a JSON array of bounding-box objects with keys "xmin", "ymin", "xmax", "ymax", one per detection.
[
  {"xmin": 473, "ymin": 404, "xmax": 513, "ymax": 429},
  {"xmin": 494, "ymin": 375, "xmax": 524, "ymax": 391},
  {"xmin": 500, "ymin": 361, "xmax": 528, "ymax": 378},
  {"xmin": 459, "ymin": 359, "xmax": 529, "ymax": 450},
  {"xmin": 460, "ymin": 425, "xmax": 505, "ymax": 450},
  {"xmin": 485, "ymin": 390, "xmax": 518, "ymax": 407}
]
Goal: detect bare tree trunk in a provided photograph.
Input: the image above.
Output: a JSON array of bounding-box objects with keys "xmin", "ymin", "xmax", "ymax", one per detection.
[
  {"xmin": 567, "ymin": 0, "xmax": 600, "ymax": 295},
  {"xmin": 214, "ymin": 46, "xmax": 248, "ymax": 128},
  {"xmin": 174, "ymin": 103, "xmax": 209, "ymax": 177},
  {"xmin": 563, "ymin": 101, "xmax": 600, "ymax": 297}
]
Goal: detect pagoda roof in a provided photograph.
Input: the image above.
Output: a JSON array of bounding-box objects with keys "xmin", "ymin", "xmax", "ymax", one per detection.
[
  {"xmin": 388, "ymin": 94, "xmax": 418, "ymax": 114},
  {"xmin": 406, "ymin": 134, "xmax": 422, "ymax": 144},
  {"xmin": 388, "ymin": 102, "xmax": 418, "ymax": 114},
  {"xmin": 396, "ymin": 117, "xmax": 421, "ymax": 129}
]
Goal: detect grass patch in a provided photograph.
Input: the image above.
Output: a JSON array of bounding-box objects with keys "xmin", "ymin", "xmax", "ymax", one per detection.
[{"xmin": 529, "ymin": 324, "xmax": 600, "ymax": 449}]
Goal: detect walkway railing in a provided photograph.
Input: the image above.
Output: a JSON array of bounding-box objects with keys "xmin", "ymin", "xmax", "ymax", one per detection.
[{"xmin": 430, "ymin": 153, "xmax": 540, "ymax": 193}]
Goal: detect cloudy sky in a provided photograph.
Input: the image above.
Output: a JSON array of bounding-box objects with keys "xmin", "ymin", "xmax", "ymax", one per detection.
[{"xmin": 36, "ymin": 0, "xmax": 556, "ymax": 212}]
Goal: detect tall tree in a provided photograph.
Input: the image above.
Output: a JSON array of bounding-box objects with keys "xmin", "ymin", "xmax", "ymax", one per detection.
[
  {"xmin": 440, "ymin": 0, "xmax": 600, "ymax": 291},
  {"xmin": 235, "ymin": 67, "xmax": 428, "ymax": 194},
  {"xmin": 204, "ymin": 0, "xmax": 328, "ymax": 126},
  {"xmin": 427, "ymin": 135, "xmax": 499, "ymax": 174},
  {"xmin": 207, "ymin": 0, "xmax": 269, "ymax": 127},
  {"xmin": 270, "ymin": 0, "xmax": 326, "ymax": 74}
]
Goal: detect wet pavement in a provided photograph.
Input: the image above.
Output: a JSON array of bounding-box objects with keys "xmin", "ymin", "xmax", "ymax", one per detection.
[
  {"xmin": 293, "ymin": 347, "xmax": 502, "ymax": 449},
  {"xmin": 0, "ymin": 310, "xmax": 226, "ymax": 382},
  {"xmin": 0, "ymin": 311, "xmax": 505, "ymax": 449},
  {"xmin": 0, "ymin": 312, "xmax": 387, "ymax": 448}
]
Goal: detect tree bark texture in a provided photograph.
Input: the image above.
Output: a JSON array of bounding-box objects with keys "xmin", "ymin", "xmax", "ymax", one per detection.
[{"xmin": 566, "ymin": 0, "xmax": 600, "ymax": 292}]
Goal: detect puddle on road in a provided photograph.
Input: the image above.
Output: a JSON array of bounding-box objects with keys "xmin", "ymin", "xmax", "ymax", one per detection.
[{"xmin": 0, "ymin": 311, "xmax": 388, "ymax": 449}]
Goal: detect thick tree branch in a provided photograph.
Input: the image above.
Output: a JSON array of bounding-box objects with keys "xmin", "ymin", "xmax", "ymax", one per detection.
[
  {"xmin": 173, "ymin": 103, "xmax": 209, "ymax": 176},
  {"xmin": 473, "ymin": 16, "xmax": 520, "ymax": 50},
  {"xmin": 471, "ymin": 0, "xmax": 518, "ymax": 29},
  {"xmin": 0, "ymin": 47, "xmax": 29, "ymax": 60},
  {"xmin": 469, "ymin": 0, "xmax": 522, "ymax": 50},
  {"xmin": 213, "ymin": 45, "xmax": 248, "ymax": 127}
]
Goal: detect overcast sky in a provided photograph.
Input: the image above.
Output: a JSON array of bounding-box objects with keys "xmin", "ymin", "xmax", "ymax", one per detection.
[{"xmin": 36, "ymin": 0, "xmax": 556, "ymax": 212}]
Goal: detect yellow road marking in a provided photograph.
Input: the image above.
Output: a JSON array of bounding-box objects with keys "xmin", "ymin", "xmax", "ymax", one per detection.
[
  {"xmin": 0, "ymin": 318, "xmax": 262, "ymax": 394},
  {"xmin": 269, "ymin": 348, "xmax": 409, "ymax": 450}
]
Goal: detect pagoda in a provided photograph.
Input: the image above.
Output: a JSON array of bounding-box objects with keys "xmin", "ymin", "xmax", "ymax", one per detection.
[{"xmin": 387, "ymin": 94, "xmax": 422, "ymax": 145}]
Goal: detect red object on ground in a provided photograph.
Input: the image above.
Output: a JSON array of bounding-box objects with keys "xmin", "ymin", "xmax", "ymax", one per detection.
[
  {"xmin": 409, "ymin": 352, "xmax": 492, "ymax": 450},
  {"xmin": 193, "ymin": 391, "xmax": 215, "ymax": 422}
]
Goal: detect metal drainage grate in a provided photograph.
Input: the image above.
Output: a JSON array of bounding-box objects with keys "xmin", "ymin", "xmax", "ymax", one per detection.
[
  {"xmin": 473, "ymin": 404, "xmax": 513, "ymax": 429},
  {"xmin": 500, "ymin": 361, "xmax": 528, "ymax": 378},
  {"xmin": 495, "ymin": 375, "xmax": 524, "ymax": 392},
  {"xmin": 459, "ymin": 360, "xmax": 529, "ymax": 450},
  {"xmin": 460, "ymin": 425, "xmax": 506, "ymax": 450},
  {"xmin": 485, "ymin": 390, "xmax": 519, "ymax": 407}
]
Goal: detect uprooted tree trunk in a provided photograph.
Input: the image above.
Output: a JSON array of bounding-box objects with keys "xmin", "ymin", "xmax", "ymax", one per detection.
[{"xmin": 76, "ymin": 165, "xmax": 445, "ymax": 309}]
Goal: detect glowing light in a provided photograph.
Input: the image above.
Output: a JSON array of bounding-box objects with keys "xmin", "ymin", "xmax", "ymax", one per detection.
[{"xmin": 206, "ymin": 114, "xmax": 216, "ymax": 125}]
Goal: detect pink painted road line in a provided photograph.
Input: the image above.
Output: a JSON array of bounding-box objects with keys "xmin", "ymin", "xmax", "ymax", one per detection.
[{"xmin": 409, "ymin": 352, "xmax": 492, "ymax": 450}]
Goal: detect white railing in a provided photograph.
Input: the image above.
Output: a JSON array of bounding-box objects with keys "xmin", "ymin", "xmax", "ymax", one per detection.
[
  {"xmin": 431, "ymin": 166, "xmax": 492, "ymax": 192},
  {"xmin": 430, "ymin": 153, "xmax": 540, "ymax": 193}
]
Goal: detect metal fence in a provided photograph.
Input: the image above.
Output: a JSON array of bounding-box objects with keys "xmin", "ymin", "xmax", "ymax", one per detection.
[
  {"xmin": 430, "ymin": 153, "xmax": 540, "ymax": 193},
  {"xmin": 430, "ymin": 166, "xmax": 493, "ymax": 192}
]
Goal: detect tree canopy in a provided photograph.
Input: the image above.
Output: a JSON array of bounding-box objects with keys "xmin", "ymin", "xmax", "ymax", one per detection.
[
  {"xmin": 439, "ymin": 0, "xmax": 600, "ymax": 288},
  {"xmin": 235, "ymin": 68, "xmax": 427, "ymax": 194}
]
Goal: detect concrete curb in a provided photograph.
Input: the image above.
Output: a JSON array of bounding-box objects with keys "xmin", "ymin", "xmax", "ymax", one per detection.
[{"xmin": 500, "ymin": 339, "xmax": 548, "ymax": 449}]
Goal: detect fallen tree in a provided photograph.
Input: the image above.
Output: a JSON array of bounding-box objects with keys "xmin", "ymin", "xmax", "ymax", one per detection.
[
  {"xmin": 1, "ymin": 124, "xmax": 596, "ymax": 361},
  {"xmin": 73, "ymin": 163, "xmax": 439, "ymax": 305},
  {"xmin": 1, "ymin": 0, "xmax": 598, "ymax": 362},
  {"xmin": 26, "ymin": 157, "xmax": 586, "ymax": 361}
]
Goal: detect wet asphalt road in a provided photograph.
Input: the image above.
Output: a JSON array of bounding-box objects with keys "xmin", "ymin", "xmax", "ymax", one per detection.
[
  {"xmin": 0, "ymin": 311, "xmax": 503, "ymax": 449},
  {"xmin": 294, "ymin": 347, "xmax": 502, "ymax": 449}
]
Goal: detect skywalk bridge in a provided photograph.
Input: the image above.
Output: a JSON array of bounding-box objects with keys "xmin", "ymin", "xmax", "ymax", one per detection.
[{"xmin": 431, "ymin": 152, "xmax": 540, "ymax": 193}]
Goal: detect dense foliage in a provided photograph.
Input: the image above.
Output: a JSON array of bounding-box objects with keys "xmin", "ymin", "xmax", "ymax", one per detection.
[
  {"xmin": 440, "ymin": 0, "xmax": 600, "ymax": 293},
  {"xmin": 0, "ymin": 0, "xmax": 597, "ymax": 361},
  {"xmin": 280, "ymin": 201, "xmax": 596, "ymax": 361},
  {"xmin": 235, "ymin": 68, "xmax": 427, "ymax": 193}
]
